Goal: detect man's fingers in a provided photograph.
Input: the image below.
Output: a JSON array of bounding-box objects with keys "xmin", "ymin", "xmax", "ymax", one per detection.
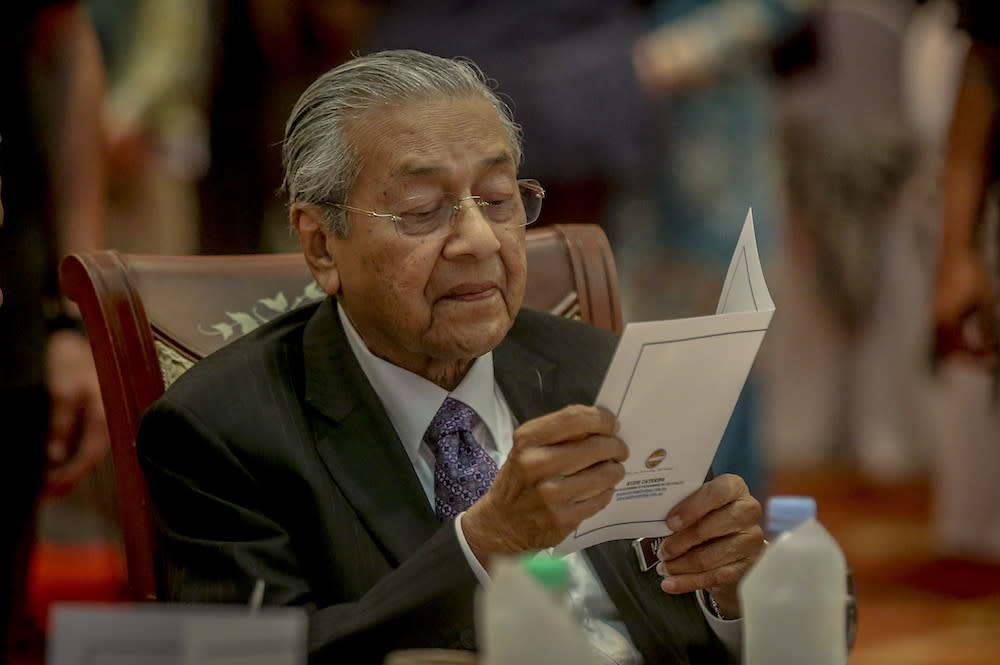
[
  {"xmin": 518, "ymin": 433, "xmax": 627, "ymax": 481},
  {"xmin": 465, "ymin": 405, "xmax": 627, "ymax": 563},
  {"xmin": 658, "ymin": 557, "xmax": 757, "ymax": 595},
  {"xmin": 514, "ymin": 404, "xmax": 618, "ymax": 448},
  {"xmin": 665, "ymin": 474, "xmax": 751, "ymax": 533},
  {"xmin": 656, "ymin": 528, "xmax": 764, "ymax": 577},
  {"xmin": 554, "ymin": 487, "xmax": 617, "ymax": 530},
  {"xmin": 536, "ymin": 459, "xmax": 626, "ymax": 506},
  {"xmin": 659, "ymin": 493, "xmax": 762, "ymax": 561}
]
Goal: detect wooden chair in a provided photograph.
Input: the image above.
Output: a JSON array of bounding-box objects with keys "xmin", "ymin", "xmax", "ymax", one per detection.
[{"xmin": 59, "ymin": 223, "xmax": 622, "ymax": 602}]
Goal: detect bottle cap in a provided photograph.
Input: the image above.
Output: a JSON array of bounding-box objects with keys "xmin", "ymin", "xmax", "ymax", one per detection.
[
  {"xmin": 519, "ymin": 553, "xmax": 570, "ymax": 592},
  {"xmin": 767, "ymin": 495, "xmax": 817, "ymax": 534}
]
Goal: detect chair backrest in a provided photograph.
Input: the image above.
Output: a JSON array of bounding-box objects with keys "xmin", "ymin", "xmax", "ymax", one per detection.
[{"xmin": 60, "ymin": 223, "xmax": 622, "ymax": 602}]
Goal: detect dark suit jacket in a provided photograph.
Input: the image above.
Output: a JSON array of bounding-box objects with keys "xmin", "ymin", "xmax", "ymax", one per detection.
[{"xmin": 137, "ymin": 299, "xmax": 731, "ymax": 664}]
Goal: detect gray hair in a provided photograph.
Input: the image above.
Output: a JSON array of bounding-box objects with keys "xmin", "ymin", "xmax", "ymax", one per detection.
[{"xmin": 281, "ymin": 49, "xmax": 523, "ymax": 236}]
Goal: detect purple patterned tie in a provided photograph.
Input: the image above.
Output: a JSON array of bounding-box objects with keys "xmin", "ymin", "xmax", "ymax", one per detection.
[{"xmin": 424, "ymin": 397, "xmax": 498, "ymax": 521}]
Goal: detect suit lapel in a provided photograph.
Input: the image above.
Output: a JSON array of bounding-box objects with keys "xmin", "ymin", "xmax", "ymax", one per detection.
[
  {"xmin": 301, "ymin": 300, "xmax": 438, "ymax": 566},
  {"xmin": 494, "ymin": 328, "xmax": 561, "ymax": 423}
]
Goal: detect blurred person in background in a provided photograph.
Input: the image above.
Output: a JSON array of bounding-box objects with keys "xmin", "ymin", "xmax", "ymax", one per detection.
[
  {"xmin": 629, "ymin": 0, "xmax": 816, "ymax": 320},
  {"xmin": 932, "ymin": 0, "xmax": 1000, "ymax": 365},
  {"xmin": 765, "ymin": 0, "xmax": 935, "ymax": 480},
  {"xmin": 91, "ymin": 0, "xmax": 211, "ymax": 255},
  {"xmin": 198, "ymin": 0, "xmax": 379, "ymax": 254},
  {"xmin": 90, "ymin": 0, "xmax": 378, "ymax": 257},
  {"xmin": 0, "ymin": 1, "xmax": 108, "ymax": 658},
  {"xmin": 628, "ymin": 0, "xmax": 818, "ymax": 498},
  {"xmin": 924, "ymin": 0, "xmax": 1000, "ymax": 559}
]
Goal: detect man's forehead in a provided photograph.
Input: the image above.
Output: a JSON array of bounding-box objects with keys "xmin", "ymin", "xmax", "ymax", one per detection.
[
  {"xmin": 352, "ymin": 93, "xmax": 502, "ymax": 135},
  {"xmin": 349, "ymin": 96, "xmax": 516, "ymax": 187},
  {"xmin": 389, "ymin": 151, "xmax": 515, "ymax": 180}
]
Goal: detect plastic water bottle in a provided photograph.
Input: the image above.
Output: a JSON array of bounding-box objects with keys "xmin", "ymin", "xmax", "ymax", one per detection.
[
  {"xmin": 763, "ymin": 496, "xmax": 858, "ymax": 650},
  {"xmin": 476, "ymin": 554, "xmax": 602, "ymax": 665},
  {"xmin": 738, "ymin": 496, "xmax": 849, "ymax": 665}
]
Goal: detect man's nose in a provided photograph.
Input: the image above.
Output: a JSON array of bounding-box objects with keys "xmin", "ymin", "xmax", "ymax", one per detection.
[{"xmin": 446, "ymin": 197, "xmax": 501, "ymax": 255}]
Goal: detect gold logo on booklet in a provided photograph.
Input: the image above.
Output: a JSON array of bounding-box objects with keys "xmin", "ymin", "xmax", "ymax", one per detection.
[{"xmin": 645, "ymin": 448, "xmax": 666, "ymax": 468}]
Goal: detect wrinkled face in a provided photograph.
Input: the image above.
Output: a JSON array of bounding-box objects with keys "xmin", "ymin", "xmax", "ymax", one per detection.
[{"xmin": 313, "ymin": 96, "xmax": 527, "ymax": 372}]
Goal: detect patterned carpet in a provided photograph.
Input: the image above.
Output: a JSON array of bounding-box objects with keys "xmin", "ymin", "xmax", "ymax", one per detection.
[{"xmin": 771, "ymin": 467, "xmax": 1000, "ymax": 665}]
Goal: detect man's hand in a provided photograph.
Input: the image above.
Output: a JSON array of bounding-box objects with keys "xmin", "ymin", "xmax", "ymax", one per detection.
[
  {"xmin": 933, "ymin": 246, "xmax": 997, "ymax": 366},
  {"xmin": 44, "ymin": 330, "xmax": 109, "ymax": 494},
  {"xmin": 655, "ymin": 474, "xmax": 764, "ymax": 619},
  {"xmin": 462, "ymin": 405, "xmax": 627, "ymax": 568}
]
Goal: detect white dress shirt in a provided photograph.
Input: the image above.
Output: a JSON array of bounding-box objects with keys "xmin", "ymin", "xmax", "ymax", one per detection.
[{"xmin": 336, "ymin": 304, "xmax": 740, "ymax": 663}]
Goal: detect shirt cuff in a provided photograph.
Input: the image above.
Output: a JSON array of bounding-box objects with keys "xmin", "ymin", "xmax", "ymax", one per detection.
[
  {"xmin": 697, "ymin": 590, "xmax": 743, "ymax": 655},
  {"xmin": 454, "ymin": 511, "xmax": 492, "ymax": 586}
]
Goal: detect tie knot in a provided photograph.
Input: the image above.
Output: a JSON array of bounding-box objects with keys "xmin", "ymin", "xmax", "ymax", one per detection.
[{"xmin": 424, "ymin": 397, "xmax": 477, "ymax": 445}]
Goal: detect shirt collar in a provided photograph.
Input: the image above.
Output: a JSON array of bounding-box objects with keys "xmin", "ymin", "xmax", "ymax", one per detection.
[{"xmin": 336, "ymin": 303, "xmax": 501, "ymax": 458}]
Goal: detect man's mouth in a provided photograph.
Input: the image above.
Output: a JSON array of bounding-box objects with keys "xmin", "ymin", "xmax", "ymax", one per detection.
[{"xmin": 442, "ymin": 282, "xmax": 499, "ymax": 301}]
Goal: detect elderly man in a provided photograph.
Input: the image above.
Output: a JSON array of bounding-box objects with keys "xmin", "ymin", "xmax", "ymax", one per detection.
[{"xmin": 138, "ymin": 50, "xmax": 764, "ymax": 664}]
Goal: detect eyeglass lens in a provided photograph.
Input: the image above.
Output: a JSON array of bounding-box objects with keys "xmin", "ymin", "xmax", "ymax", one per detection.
[{"xmin": 395, "ymin": 181, "xmax": 543, "ymax": 236}]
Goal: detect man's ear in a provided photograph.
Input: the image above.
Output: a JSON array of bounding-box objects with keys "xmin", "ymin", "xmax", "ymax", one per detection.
[{"xmin": 290, "ymin": 204, "xmax": 340, "ymax": 295}]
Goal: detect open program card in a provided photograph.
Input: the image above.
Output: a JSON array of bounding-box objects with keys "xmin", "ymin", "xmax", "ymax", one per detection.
[{"xmin": 555, "ymin": 210, "xmax": 774, "ymax": 555}]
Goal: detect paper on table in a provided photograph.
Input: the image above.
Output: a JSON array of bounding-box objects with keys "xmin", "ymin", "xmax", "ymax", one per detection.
[
  {"xmin": 48, "ymin": 603, "xmax": 307, "ymax": 665},
  {"xmin": 554, "ymin": 210, "xmax": 774, "ymax": 555},
  {"xmin": 181, "ymin": 612, "xmax": 307, "ymax": 665}
]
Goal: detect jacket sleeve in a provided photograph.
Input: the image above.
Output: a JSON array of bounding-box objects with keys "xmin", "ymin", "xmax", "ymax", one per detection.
[{"xmin": 138, "ymin": 398, "xmax": 480, "ymax": 665}]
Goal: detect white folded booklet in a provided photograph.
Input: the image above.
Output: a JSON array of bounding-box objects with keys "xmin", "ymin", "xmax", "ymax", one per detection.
[{"xmin": 555, "ymin": 210, "xmax": 775, "ymax": 555}]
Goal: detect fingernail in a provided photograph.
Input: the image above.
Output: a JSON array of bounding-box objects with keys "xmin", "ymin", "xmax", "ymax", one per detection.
[
  {"xmin": 656, "ymin": 561, "xmax": 670, "ymax": 577},
  {"xmin": 667, "ymin": 515, "xmax": 683, "ymax": 531},
  {"xmin": 661, "ymin": 577, "xmax": 678, "ymax": 593}
]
